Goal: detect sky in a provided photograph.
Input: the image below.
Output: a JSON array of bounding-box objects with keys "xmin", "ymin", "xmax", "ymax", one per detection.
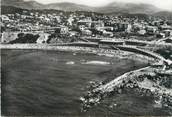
[{"xmin": 25, "ymin": 0, "xmax": 172, "ymax": 11}]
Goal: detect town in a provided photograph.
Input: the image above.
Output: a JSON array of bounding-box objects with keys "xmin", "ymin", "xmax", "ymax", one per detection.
[
  {"xmin": 1, "ymin": 5, "xmax": 172, "ymax": 116},
  {"xmin": 1, "ymin": 6, "xmax": 172, "ymax": 45}
]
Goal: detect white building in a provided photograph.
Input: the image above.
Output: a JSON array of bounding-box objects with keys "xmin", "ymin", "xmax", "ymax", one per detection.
[
  {"xmin": 36, "ymin": 33, "xmax": 50, "ymax": 44},
  {"xmin": 1, "ymin": 15, "xmax": 10, "ymax": 22},
  {"xmin": 82, "ymin": 29, "xmax": 92, "ymax": 36}
]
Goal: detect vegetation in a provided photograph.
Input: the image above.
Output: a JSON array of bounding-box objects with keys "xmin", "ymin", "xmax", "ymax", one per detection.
[
  {"xmin": 156, "ymin": 46, "xmax": 172, "ymax": 60},
  {"xmin": 141, "ymin": 74, "xmax": 172, "ymax": 89},
  {"xmin": 159, "ymin": 76, "xmax": 172, "ymax": 88},
  {"xmin": 9, "ymin": 33, "xmax": 39, "ymax": 44},
  {"xmin": 46, "ymin": 33, "xmax": 78, "ymax": 44}
]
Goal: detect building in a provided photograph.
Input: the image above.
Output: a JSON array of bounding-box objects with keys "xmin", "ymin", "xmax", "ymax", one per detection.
[
  {"xmin": 96, "ymin": 26, "xmax": 113, "ymax": 32},
  {"xmin": 138, "ymin": 29, "xmax": 146, "ymax": 35},
  {"xmin": 42, "ymin": 26, "xmax": 68, "ymax": 34},
  {"xmin": 67, "ymin": 17, "xmax": 74, "ymax": 26},
  {"xmin": 91, "ymin": 21, "xmax": 104, "ymax": 29},
  {"xmin": 110, "ymin": 22, "xmax": 129, "ymax": 32},
  {"xmin": 1, "ymin": 15, "xmax": 10, "ymax": 22},
  {"xmin": 77, "ymin": 20, "xmax": 104, "ymax": 29},
  {"xmin": 162, "ymin": 30, "xmax": 172, "ymax": 37},
  {"xmin": 103, "ymin": 30, "xmax": 113, "ymax": 37},
  {"xmin": 156, "ymin": 33, "xmax": 165, "ymax": 38},
  {"xmin": 132, "ymin": 23, "xmax": 144, "ymax": 32},
  {"xmin": 69, "ymin": 31, "xmax": 79, "ymax": 37},
  {"xmin": 146, "ymin": 26, "xmax": 158, "ymax": 35},
  {"xmin": 82, "ymin": 29, "xmax": 92, "ymax": 36},
  {"xmin": 54, "ymin": 16, "xmax": 61, "ymax": 23},
  {"xmin": 126, "ymin": 24, "xmax": 132, "ymax": 33},
  {"xmin": 77, "ymin": 20, "xmax": 92, "ymax": 29},
  {"xmin": 1, "ymin": 32, "xmax": 18, "ymax": 43},
  {"xmin": 54, "ymin": 26, "xmax": 69, "ymax": 34},
  {"xmin": 79, "ymin": 25, "xmax": 86, "ymax": 31},
  {"xmin": 160, "ymin": 24, "xmax": 172, "ymax": 30},
  {"xmin": 36, "ymin": 33, "xmax": 50, "ymax": 43}
]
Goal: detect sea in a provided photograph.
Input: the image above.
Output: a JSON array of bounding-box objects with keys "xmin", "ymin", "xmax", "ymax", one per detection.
[{"xmin": 1, "ymin": 49, "xmax": 169, "ymax": 116}]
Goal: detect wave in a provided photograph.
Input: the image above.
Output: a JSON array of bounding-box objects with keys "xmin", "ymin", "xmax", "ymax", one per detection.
[
  {"xmin": 82, "ymin": 61, "xmax": 110, "ymax": 65},
  {"xmin": 98, "ymin": 53, "xmax": 114, "ymax": 57},
  {"xmin": 66, "ymin": 61, "xmax": 75, "ymax": 65}
]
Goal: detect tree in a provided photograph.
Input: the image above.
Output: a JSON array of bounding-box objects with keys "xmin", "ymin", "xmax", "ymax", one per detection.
[{"xmin": 9, "ymin": 33, "xmax": 39, "ymax": 44}]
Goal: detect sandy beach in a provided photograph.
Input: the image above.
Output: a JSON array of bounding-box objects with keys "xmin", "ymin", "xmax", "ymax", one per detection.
[{"xmin": 1, "ymin": 44, "xmax": 155, "ymax": 63}]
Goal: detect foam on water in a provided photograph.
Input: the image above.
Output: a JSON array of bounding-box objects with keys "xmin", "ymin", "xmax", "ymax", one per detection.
[
  {"xmin": 82, "ymin": 61, "xmax": 110, "ymax": 65},
  {"xmin": 66, "ymin": 61, "xmax": 75, "ymax": 65}
]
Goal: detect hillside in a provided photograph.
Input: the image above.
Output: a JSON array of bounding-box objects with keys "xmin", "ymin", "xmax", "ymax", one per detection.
[
  {"xmin": 95, "ymin": 2, "xmax": 161, "ymax": 14},
  {"xmin": 1, "ymin": 0, "xmax": 43, "ymax": 9},
  {"xmin": 153, "ymin": 11, "xmax": 172, "ymax": 20},
  {"xmin": 1, "ymin": 0, "xmax": 162, "ymax": 14},
  {"xmin": 2, "ymin": 0, "xmax": 172, "ymax": 20},
  {"xmin": 45, "ymin": 2, "xmax": 94, "ymax": 11},
  {"xmin": 1, "ymin": 6, "xmax": 27, "ymax": 14}
]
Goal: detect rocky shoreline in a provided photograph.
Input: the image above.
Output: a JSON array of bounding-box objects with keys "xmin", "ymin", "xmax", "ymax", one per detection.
[{"xmin": 80, "ymin": 66, "xmax": 172, "ymax": 114}]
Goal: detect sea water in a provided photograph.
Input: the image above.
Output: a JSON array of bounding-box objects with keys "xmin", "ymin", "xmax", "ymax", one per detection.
[{"xmin": 1, "ymin": 49, "xmax": 168, "ymax": 116}]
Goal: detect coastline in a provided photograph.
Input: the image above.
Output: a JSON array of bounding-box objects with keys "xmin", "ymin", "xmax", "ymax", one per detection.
[
  {"xmin": 1, "ymin": 44, "xmax": 155, "ymax": 63},
  {"xmin": 2, "ymin": 44, "xmax": 171, "ymax": 115}
]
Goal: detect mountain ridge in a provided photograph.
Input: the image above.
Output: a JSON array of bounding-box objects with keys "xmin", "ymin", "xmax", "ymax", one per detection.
[{"xmin": 1, "ymin": 0, "xmax": 171, "ymax": 15}]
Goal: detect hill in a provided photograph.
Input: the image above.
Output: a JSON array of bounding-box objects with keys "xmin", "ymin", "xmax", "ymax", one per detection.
[
  {"xmin": 45, "ymin": 2, "xmax": 94, "ymax": 11},
  {"xmin": 97, "ymin": 2, "xmax": 161, "ymax": 14},
  {"xmin": 153, "ymin": 11, "xmax": 172, "ymax": 20},
  {"xmin": 1, "ymin": 0, "xmax": 162, "ymax": 14},
  {"xmin": 1, "ymin": 0, "xmax": 43, "ymax": 9}
]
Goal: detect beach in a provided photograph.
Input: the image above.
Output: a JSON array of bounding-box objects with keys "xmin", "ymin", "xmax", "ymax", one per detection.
[{"xmin": 1, "ymin": 44, "xmax": 155, "ymax": 63}]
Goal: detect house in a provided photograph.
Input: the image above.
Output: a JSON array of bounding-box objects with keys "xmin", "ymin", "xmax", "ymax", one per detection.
[
  {"xmin": 77, "ymin": 20, "xmax": 104, "ymax": 29},
  {"xmin": 91, "ymin": 21, "xmax": 104, "ymax": 29},
  {"xmin": 82, "ymin": 29, "xmax": 92, "ymax": 36},
  {"xmin": 44, "ymin": 17, "xmax": 51, "ymax": 22},
  {"xmin": 79, "ymin": 25, "xmax": 86, "ymax": 31},
  {"xmin": 110, "ymin": 22, "xmax": 129, "ymax": 32},
  {"xmin": 77, "ymin": 20, "xmax": 92, "ymax": 28},
  {"xmin": 126, "ymin": 24, "xmax": 132, "ymax": 33},
  {"xmin": 152, "ymin": 20, "xmax": 162, "ymax": 26},
  {"xmin": 1, "ymin": 32, "xmax": 18, "ymax": 43},
  {"xmin": 160, "ymin": 24, "xmax": 172, "ymax": 30},
  {"xmin": 132, "ymin": 23, "xmax": 144, "ymax": 32},
  {"xmin": 156, "ymin": 33, "xmax": 165, "ymax": 38},
  {"xmin": 162, "ymin": 30, "xmax": 172, "ymax": 37},
  {"xmin": 44, "ymin": 26, "xmax": 68, "ymax": 34},
  {"xmin": 1, "ymin": 15, "xmax": 10, "ymax": 22},
  {"xmin": 96, "ymin": 26, "xmax": 113, "ymax": 32},
  {"xmin": 67, "ymin": 17, "xmax": 74, "ymax": 26},
  {"xmin": 55, "ymin": 26, "xmax": 69, "ymax": 34},
  {"xmin": 146, "ymin": 26, "xmax": 158, "ymax": 35},
  {"xmin": 36, "ymin": 33, "xmax": 50, "ymax": 43},
  {"xmin": 138, "ymin": 29, "xmax": 146, "ymax": 35},
  {"xmin": 103, "ymin": 30, "xmax": 113, "ymax": 37},
  {"xmin": 54, "ymin": 16, "xmax": 61, "ymax": 23},
  {"xmin": 69, "ymin": 31, "xmax": 79, "ymax": 37}
]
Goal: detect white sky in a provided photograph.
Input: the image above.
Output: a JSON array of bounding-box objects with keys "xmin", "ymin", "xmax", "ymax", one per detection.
[{"xmin": 26, "ymin": 0, "xmax": 172, "ymax": 11}]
